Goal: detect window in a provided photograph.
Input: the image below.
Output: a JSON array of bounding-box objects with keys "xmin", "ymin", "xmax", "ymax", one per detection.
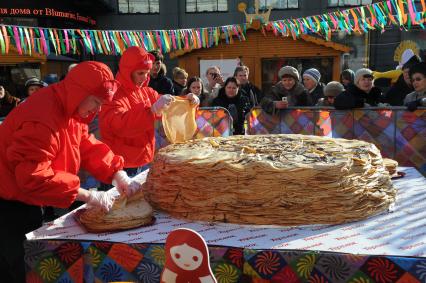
[
  {"xmin": 186, "ymin": 0, "xmax": 228, "ymax": 12},
  {"xmin": 259, "ymin": 0, "xmax": 299, "ymax": 9},
  {"xmin": 328, "ymin": 0, "xmax": 372, "ymax": 7},
  {"xmin": 118, "ymin": 0, "xmax": 159, "ymax": 14}
]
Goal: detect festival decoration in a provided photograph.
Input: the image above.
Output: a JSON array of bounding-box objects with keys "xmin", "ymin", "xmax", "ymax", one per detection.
[{"xmin": 0, "ymin": 0, "xmax": 423, "ymax": 56}]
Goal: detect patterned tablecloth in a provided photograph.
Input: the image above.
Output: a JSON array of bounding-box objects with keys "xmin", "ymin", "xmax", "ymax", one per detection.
[{"xmin": 25, "ymin": 167, "xmax": 426, "ymax": 282}]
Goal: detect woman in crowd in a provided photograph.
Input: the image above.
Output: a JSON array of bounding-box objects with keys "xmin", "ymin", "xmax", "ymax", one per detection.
[
  {"xmin": 212, "ymin": 77, "xmax": 251, "ymax": 135},
  {"xmin": 24, "ymin": 77, "xmax": 46, "ymax": 98},
  {"xmin": 182, "ymin": 76, "xmax": 209, "ymax": 106},
  {"xmin": 340, "ymin": 69, "xmax": 355, "ymax": 87},
  {"xmin": 404, "ymin": 62, "xmax": 426, "ymax": 111},
  {"xmin": 334, "ymin": 68, "xmax": 382, "ymax": 110},
  {"xmin": 99, "ymin": 47, "xmax": 199, "ymax": 177},
  {"xmin": 261, "ymin": 66, "xmax": 310, "ymax": 115},
  {"xmin": 0, "ymin": 61, "xmax": 136, "ymax": 283},
  {"xmin": 0, "ymin": 85, "xmax": 20, "ymax": 117},
  {"xmin": 303, "ymin": 68, "xmax": 324, "ymax": 105},
  {"xmin": 316, "ymin": 81, "xmax": 345, "ymax": 107},
  {"xmin": 172, "ymin": 67, "xmax": 188, "ymax": 96}
]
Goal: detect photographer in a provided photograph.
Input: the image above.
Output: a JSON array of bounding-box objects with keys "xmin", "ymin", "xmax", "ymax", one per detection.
[{"xmin": 203, "ymin": 66, "xmax": 224, "ymax": 106}]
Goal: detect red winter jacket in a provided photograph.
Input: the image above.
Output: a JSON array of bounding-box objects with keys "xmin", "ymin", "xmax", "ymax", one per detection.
[
  {"xmin": 0, "ymin": 61, "xmax": 124, "ymax": 208},
  {"xmin": 99, "ymin": 47, "xmax": 160, "ymax": 168}
]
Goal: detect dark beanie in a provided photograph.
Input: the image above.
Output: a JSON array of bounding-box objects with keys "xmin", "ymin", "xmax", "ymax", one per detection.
[
  {"xmin": 409, "ymin": 62, "xmax": 426, "ymax": 77},
  {"xmin": 340, "ymin": 69, "xmax": 355, "ymax": 82},
  {"xmin": 402, "ymin": 55, "xmax": 421, "ymax": 70}
]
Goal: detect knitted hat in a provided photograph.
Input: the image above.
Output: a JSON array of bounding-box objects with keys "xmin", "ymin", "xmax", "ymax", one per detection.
[
  {"xmin": 303, "ymin": 68, "xmax": 321, "ymax": 83},
  {"xmin": 25, "ymin": 77, "xmax": 46, "ymax": 88},
  {"xmin": 340, "ymin": 69, "xmax": 355, "ymax": 82},
  {"xmin": 324, "ymin": 81, "xmax": 345, "ymax": 97},
  {"xmin": 355, "ymin": 68, "xmax": 374, "ymax": 86},
  {"xmin": 278, "ymin": 66, "xmax": 300, "ymax": 81}
]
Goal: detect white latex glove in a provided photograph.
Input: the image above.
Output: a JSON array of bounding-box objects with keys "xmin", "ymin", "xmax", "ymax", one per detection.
[
  {"xmin": 87, "ymin": 190, "xmax": 115, "ymax": 212},
  {"xmin": 112, "ymin": 170, "xmax": 131, "ymax": 196},
  {"xmin": 186, "ymin": 92, "xmax": 200, "ymax": 106},
  {"xmin": 152, "ymin": 94, "xmax": 175, "ymax": 115},
  {"xmin": 0, "ymin": 86, "xmax": 4, "ymax": 99},
  {"xmin": 127, "ymin": 181, "xmax": 142, "ymax": 197}
]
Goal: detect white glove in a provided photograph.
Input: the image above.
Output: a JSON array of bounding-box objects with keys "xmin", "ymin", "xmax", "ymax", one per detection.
[
  {"xmin": 152, "ymin": 94, "xmax": 175, "ymax": 115},
  {"xmin": 87, "ymin": 190, "xmax": 115, "ymax": 212},
  {"xmin": 186, "ymin": 93, "xmax": 200, "ymax": 106},
  {"xmin": 112, "ymin": 170, "xmax": 131, "ymax": 196}
]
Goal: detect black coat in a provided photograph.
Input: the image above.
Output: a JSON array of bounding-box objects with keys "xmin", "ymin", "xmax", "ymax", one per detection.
[
  {"xmin": 149, "ymin": 74, "xmax": 175, "ymax": 95},
  {"xmin": 382, "ymin": 75, "xmax": 413, "ymax": 106},
  {"xmin": 334, "ymin": 84, "xmax": 382, "ymax": 110},
  {"xmin": 212, "ymin": 90, "xmax": 251, "ymax": 135},
  {"xmin": 309, "ymin": 82, "xmax": 325, "ymax": 105},
  {"xmin": 0, "ymin": 91, "xmax": 20, "ymax": 117},
  {"xmin": 260, "ymin": 82, "xmax": 310, "ymax": 115},
  {"xmin": 172, "ymin": 80, "xmax": 185, "ymax": 96},
  {"xmin": 240, "ymin": 82, "xmax": 264, "ymax": 108}
]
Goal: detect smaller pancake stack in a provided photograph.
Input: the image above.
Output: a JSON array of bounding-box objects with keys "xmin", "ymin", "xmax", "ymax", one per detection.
[
  {"xmin": 383, "ymin": 158, "xmax": 398, "ymax": 176},
  {"xmin": 78, "ymin": 190, "xmax": 154, "ymax": 233}
]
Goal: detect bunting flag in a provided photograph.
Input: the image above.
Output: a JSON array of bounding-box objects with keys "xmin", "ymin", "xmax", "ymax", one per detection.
[{"xmin": 0, "ymin": 0, "xmax": 423, "ymax": 56}]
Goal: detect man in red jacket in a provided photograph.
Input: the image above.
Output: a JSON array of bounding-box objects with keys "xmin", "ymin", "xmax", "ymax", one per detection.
[
  {"xmin": 99, "ymin": 47, "xmax": 199, "ymax": 174},
  {"xmin": 0, "ymin": 61, "xmax": 135, "ymax": 283}
]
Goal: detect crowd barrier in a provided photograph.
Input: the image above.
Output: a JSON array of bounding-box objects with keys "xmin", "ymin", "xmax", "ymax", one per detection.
[{"xmin": 246, "ymin": 107, "xmax": 426, "ymax": 176}]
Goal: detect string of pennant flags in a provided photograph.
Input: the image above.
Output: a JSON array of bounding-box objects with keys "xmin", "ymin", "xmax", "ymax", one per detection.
[{"xmin": 0, "ymin": 0, "xmax": 424, "ymax": 56}]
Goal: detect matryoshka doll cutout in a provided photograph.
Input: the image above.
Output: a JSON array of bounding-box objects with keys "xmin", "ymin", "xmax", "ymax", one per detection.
[{"xmin": 161, "ymin": 228, "xmax": 217, "ymax": 283}]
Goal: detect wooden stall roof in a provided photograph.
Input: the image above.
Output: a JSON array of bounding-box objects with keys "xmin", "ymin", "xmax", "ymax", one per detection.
[
  {"xmin": 169, "ymin": 32, "xmax": 351, "ymax": 59},
  {"xmin": 0, "ymin": 46, "xmax": 46, "ymax": 65}
]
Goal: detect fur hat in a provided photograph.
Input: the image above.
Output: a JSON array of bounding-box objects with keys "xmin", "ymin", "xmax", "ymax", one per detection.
[
  {"xmin": 355, "ymin": 68, "xmax": 374, "ymax": 86},
  {"xmin": 303, "ymin": 68, "xmax": 321, "ymax": 83},
  {"xmin": 278, "ymin": 66, "xmax": 300, "ymax": 81},
  {"xmin": 324, "ymin": 81, "xmax": 345, "ymax": 97}
]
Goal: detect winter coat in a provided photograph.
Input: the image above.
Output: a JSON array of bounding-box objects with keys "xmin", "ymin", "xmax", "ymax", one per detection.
[
  {"xmin": 172, "ymin": 80, "xmax": 185, "ymax": 96},
  {"xmin": 0, "ymin": 90, "xmax": 20, "ymax": 117},
  {"xmin": 99, "ymin": 47, "xmax": 161, "ymax": 168},
  {"xmin": 260, "ymin": 82, "xmax": 310, "ymax": 115},
  {"xmin": 149, "ymin": 73, "xmax": 175, "ymax": 95},
  {"xmin": 334, "ymin": 84, "xmax": 383, "ymax": 110},
  {"xmin": 212, "ymin": 89, "xmax": 251, "ymax": 135},
  {"xmin": 404, "ymin": 90, "xmax": 426, "ymax": 111},
  {"xmin": 309, "ymin": 82, "xmax": 325, "ymax": 105},
  {"xmin": 0, "ymin": 62, "xmax": 124, "ymax": 208},
  {"xmin": 383, "ymin": 74, "xmax": 413, "ymax": 106},
  {"xmin": 240, "ymin": 82, "xmax": 264, "ymax": 108}
]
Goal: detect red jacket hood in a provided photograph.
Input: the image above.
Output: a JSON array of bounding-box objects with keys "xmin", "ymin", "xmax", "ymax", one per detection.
[
  {"xmin": 116, "ymin": 46, "xmax": 155, "ymax": 90},
  {"xmin": 57, "ymin": 61, "xmax": 117, "ymax": 119}
]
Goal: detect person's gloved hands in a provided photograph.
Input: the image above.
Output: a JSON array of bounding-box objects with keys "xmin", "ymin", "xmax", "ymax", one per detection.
[
  {"xmin": 112, "ymin": 170, "xmax": 131, "ymax": 196},
  {"xmin": 407, "ymin": 100, "xmax": 421, "ymax": 112},
  {"xmin": 186, "ymin": 93, "xmax": 200, "ymax": 106},
  {"xmin": 152, "ymin": 94, "xmax": 175, "ymax": 115},
  {"xmin": 87, "ymin": 190, "xmax": 115, "ymax": 212},
  {"xmin": 127, "ymin": 181, "xmax": 142, "ymax": 197}
]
